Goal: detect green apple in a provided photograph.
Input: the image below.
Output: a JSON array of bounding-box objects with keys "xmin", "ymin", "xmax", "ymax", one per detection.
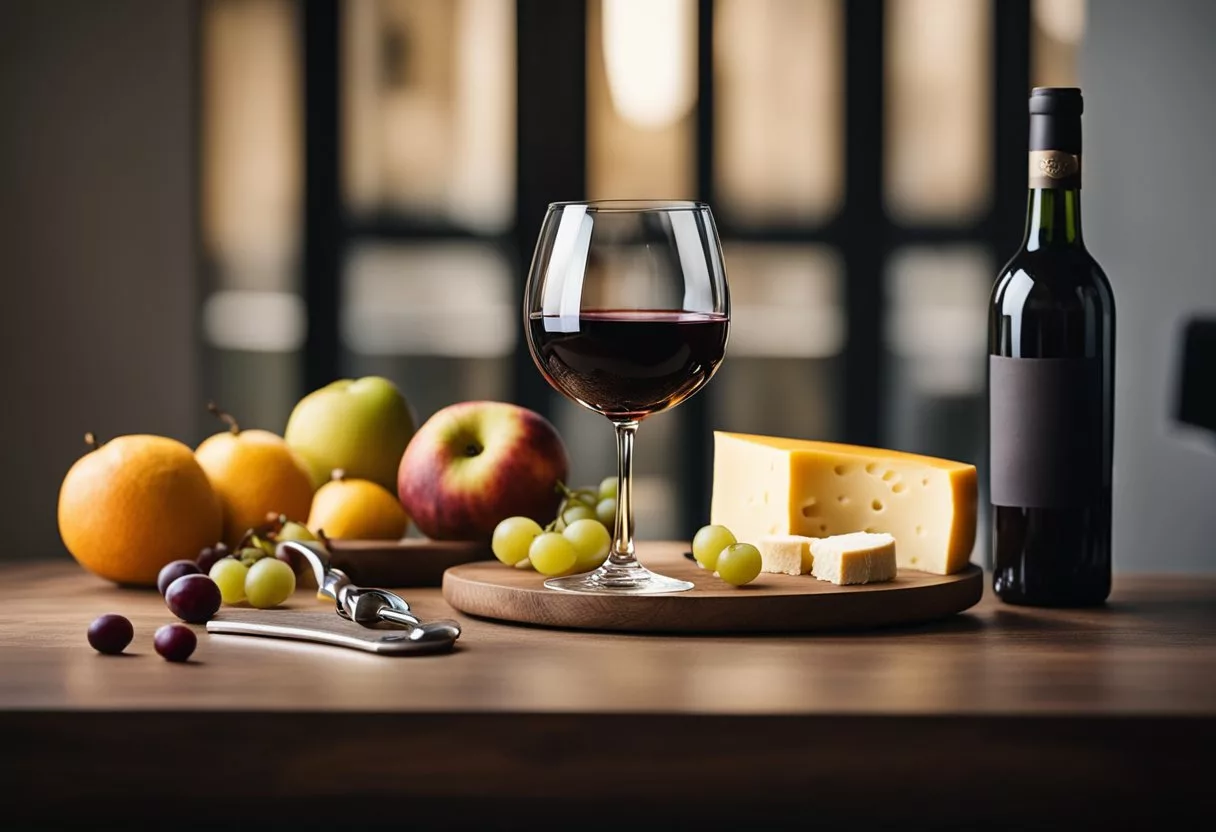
[{"xmin": 284, "ymin": 377, "xmax": 415, "ymax": 492}]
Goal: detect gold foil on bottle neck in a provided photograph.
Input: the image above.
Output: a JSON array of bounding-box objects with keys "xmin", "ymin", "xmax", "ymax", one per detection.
[{"xmin": 1029, "ymin": 150, "xmax": 1081, "ymax": 189}]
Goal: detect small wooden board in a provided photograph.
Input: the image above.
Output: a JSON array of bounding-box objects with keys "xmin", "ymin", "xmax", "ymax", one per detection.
[
  {"xmin": 328, "ymin": 538, "xmax": 491, "ymax": 587},
  {"xmin": 443, "ymin": 541, "xmax": 983, "ymax": 633}
]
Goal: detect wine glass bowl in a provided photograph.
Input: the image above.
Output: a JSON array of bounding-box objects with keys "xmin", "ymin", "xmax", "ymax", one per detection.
[{"xmin": 524, "ymin": 200, "xmax": 730, "ymax": 595}]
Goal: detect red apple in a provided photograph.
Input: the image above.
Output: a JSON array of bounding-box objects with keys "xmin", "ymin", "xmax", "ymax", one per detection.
[{"xmin": 397, "ymin": 401, "xmax": 569, "ymax": 541}]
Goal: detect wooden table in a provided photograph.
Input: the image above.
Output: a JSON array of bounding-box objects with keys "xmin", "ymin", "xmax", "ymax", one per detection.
[{"xmin": 2, "ymin": 561, "xmax": 1214, "ymax": 829}]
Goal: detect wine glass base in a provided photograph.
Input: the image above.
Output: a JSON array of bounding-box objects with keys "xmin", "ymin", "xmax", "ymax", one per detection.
[{"xmin": 544, "ymin": 560, "xmax": 694, "ymax": 595}]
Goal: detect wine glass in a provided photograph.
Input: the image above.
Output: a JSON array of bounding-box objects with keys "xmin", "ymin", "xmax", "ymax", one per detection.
[{"xmin": 524, "ymin": 200, "xmax": 730, "ymax": 594}]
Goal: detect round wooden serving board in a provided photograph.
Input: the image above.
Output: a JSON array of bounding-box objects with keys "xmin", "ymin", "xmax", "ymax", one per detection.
[
  {"xmin": 442, "ymin": 541, "xmax": 984, "ymax": 634},
  {"xmin": 328, "ymin": 538, "xmax": 491, "ymax": 587}
]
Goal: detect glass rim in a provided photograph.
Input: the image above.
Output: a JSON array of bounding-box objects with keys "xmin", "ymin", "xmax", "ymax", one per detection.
[{"xmin": 547, "ymin": 199, "xmax": 710, "ymax": 213}]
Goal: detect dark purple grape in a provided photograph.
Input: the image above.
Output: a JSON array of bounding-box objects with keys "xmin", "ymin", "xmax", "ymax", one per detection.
[
  {"xmin": 196, "ymin": 542, "xmax": 231, "ymax": 574},
  {"xmin": 87, "ymin": 614, "xmax": 133, "ymax": 655},
  {"xmin": 154, "ymin": 624, "xmax": 197, "ymax": 662},
  {"xmin": 164, "ymin": 574, "xmax": 222, "ymax": 624},
  {"xmin": 157, "ymin": 559, "xmax": 201, "ymax": 596}
]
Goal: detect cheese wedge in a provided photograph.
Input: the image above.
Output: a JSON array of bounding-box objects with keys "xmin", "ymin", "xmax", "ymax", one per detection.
[
  {"xmin": 758, "ymin": 535, "xmax": 816, "ymax": 576},
  {"xmin": 810, "ymin": 532, "xmax": 897, "ymax": 585},
  {"xmin": 710, "ymin": 432, "xmax": 977, "ymax": 575}
]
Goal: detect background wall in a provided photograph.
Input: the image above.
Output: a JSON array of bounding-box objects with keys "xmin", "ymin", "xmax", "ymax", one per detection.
[
  {"xmin": 0, "ymin": 1, "xmax": 198, "ymax": 560},
  {"xmin": 1081, "ymin": 0, "xmax": 1216, "ymax": 572}
]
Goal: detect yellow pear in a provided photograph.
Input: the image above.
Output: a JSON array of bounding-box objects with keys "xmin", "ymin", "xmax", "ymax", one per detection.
[
  {"xmin": 308, "ymin": 471, "xmax": 410, "ymax": 540},
  {"xmin": 195, "ymin": 404, "xmax": 315, "ymax": 546}
]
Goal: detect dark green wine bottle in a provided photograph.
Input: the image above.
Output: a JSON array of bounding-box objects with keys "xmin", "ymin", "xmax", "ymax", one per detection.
[{"xmin": 988, "ymin": 87, "xmax": 1115, "ymax": 606}]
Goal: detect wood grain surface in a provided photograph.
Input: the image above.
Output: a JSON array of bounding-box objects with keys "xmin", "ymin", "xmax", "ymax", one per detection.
[
  {"xmin": 2, "ymin": 560, "xmax": 1214, "ymax": 827},
  {"xmin": 443, "ymin": 542, "xmax": 983, "ymax": 632},
  {"xmin": 329, "ymin": 537, "xmax": 490, "ymax": 586}
]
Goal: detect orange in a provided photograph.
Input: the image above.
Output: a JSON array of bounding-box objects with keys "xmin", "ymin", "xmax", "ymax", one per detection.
[
  {"xmin": 308, "ymin": 473, "xmax": 410, "ymax": 540},
  {"xmin": 58, "ymin": 434, "xmax": 223, "ymax": 586},
  {"xmin": 195, "ymin": 409, "xmax": 315, "ymax": 546}
]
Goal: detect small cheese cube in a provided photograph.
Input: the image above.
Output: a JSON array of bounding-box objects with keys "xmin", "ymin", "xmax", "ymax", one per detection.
[
  {"xmin": 758, "ymin": 535, "xmax": 816, "ymax": 576},
  {"xmin": 810, "ymin": 532, "xmax": 898, "ymax": 586}
]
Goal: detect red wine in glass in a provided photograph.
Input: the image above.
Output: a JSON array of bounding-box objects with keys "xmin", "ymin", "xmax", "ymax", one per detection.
[
  {"xmin": 528, "ymin": 310, "xmax": 729, "ymax": 421},
  {"xmin": 524, "ymin": 199, "xmax": 730, "ymax": 595}
]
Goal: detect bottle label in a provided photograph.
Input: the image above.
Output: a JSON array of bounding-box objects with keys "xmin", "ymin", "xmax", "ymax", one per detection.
[
  {"xmin": 989, "ymin": 356, "xmax": 1101, "ymax": 507},
  {"xmin": 1028, "ymin": 150, "xmax": 1081, "ymax": 189}
]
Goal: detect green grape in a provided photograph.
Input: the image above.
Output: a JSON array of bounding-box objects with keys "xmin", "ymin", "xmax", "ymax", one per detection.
[
  {"xmin": 563, "ymin": 519, "xmax": 611, "ymax": 571},
  {"xmin": 716, "ymin": 543, "xmax": 762, "ymax": 587},
  {"xmin": 245, "ymin": 557, "xmax": 297, "ymax": 608},
  {"xmin": 598, "ymin": 476, "xmax": 618, "ymax": 500},
  {"xmin": 573, "ymin": 488, "xmax": 599, "ymax": 508},
  {"xmin": 692, "ymin": 525, "xmax": 737, "ymax": 571},
  {"xmin": 278, "ymin": 521, "xmax": 316, "ymax": 543},
  {"xmin": 578, "ymin": 550, "xmax": 609, "ymax": 572},
  {"xmin": 596, "ymin": 497, "xmax": 617, "ymax": 528},
  {"xmin": 238, "ymin": 546, "xmax": 269, "ymax": 567},
  {"xmin": 560, "ymin": 502, "xmax": 596, "ymax": 525},
  {"xmin": 492, "ymin": 516, "xmax": 543, "ymax": 566},
  {"xmin": 252, "ymin": 535, "xmax": 277, "ymax": 557},
  {"xmin": 514, "ymin": 556, "xmax": 534, "ymax": 570},
  {"xmin": 528, "ymin": 532, "xmax": 578, "ymax": 577},
  {"xmin": 209, "ymin": 558, "xmax": 249, "ymax": 605}
]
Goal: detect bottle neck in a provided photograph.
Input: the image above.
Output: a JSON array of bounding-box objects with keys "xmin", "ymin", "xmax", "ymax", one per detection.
[{"xmin": 1024, "ymin": 186, "xmax": 1084, "ymax": 252}]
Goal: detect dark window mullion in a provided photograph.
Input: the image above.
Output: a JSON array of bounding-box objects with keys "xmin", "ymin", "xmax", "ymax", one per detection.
[
  {"xmin": 990, "ymin": 0, "xmax": 1032, "ymax": 254},
  {"xmin": 678, "ymin": 0, "xmax": 717, "ymax": 536},
  {"xmin": 301, "ymin": 0, "xmax": 343, "ymax": 395},
  {"xmin": 841, "ymin": 0, "xmax": 886, "ymax": 446}
]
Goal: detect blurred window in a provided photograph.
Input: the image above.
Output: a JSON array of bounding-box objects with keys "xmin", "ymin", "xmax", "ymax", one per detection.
[
  {"xmin": 341, "ymin": 242, "xmax": 515, "ymax": 359},
  {"xmin": 883, "ymin": 245, "xmax": 991, "ymax": 562},
  {"xmin": 711, "ymin": 245, "xmax": 844, "ymax": 441},
  {"xmin": 721, "ymin": 245, "xmax": 844, "ymax": 360},
  {"xmin": 343, "ymin": 0, "xmax": 515, "ymax": 232},
  {"xmin": 1032, "ymin": 0, "xmax": 1086, "ymax": 87},
  {"xmin": 714, "ymin": 0, "xmax": 843, "ymax": 227},
  {"xmin": 201, "ymin": 0, "xmax": 303, "ymax": 430},
  {"xmin": 883, "ymin": 245, "xmax": 990, "ymax": 474},
  {"xmin": 341, "ymin": 242, "xmax": 516, "ymax": 428},
  {"xmin": 587, "ymin": 0, "xmax": 697, "ymax": 199},
  {"xmin": 885, "ymin": 0, "xmax": 991, "ymax": 224},
  {"xmin": 202, "ymin": 0, "xmax": 300, "ymax": 292}
]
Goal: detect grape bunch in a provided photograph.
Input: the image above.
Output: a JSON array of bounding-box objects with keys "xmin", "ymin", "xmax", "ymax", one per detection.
[
  {"xmin": 491, "ymin": 477, "xmax": 618, "ymax": 577},
  {"xmin": 193, "ymin": 513, "xmax": 313, "ymax": 609}
]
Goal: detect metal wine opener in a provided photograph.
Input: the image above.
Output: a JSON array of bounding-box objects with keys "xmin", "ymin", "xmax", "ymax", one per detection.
[{"xmin": 205, "ymin": 540, "xmax": 461, "ymax": 655}]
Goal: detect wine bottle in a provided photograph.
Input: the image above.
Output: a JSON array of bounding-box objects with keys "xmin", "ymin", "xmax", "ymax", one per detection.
[{"xmin": 988, "ymin": 87, "xmax": 1115, "ymax": 607}]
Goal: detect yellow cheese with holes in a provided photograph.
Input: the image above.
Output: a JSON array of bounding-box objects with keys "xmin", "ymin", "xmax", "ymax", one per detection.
[{"xmin": 710, "ymin": 432, "xmax": 977, "ymax": 575}]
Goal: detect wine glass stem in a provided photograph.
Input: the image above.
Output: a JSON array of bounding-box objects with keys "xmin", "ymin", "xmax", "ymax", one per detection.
[{"xmin": 610, "ymin": 419, "xmax": 639, "ymax": 568}]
